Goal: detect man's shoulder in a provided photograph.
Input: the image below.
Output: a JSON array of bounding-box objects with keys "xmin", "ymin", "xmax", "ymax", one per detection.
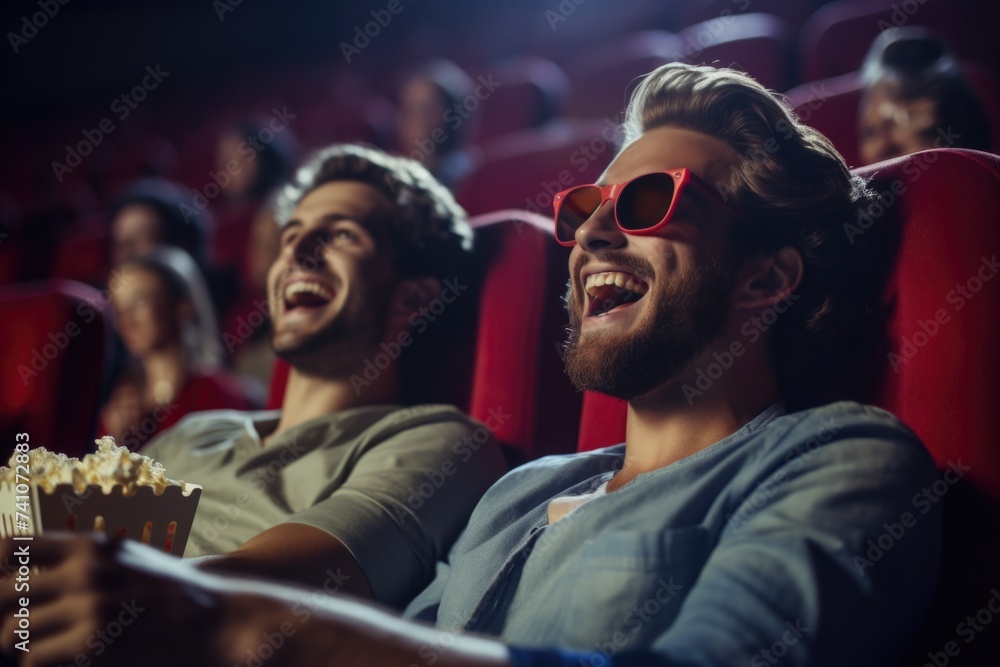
[
  {"xmin": 771, "ymin": 400, "xmax": 920, "ymax": 449},
  {"xmin": 758, "ymin": 400, "xmax": 935, "ymax": 477},
  {"xmin": 360, "ymin": 404, "xmax": 489, "ymax": 439}
]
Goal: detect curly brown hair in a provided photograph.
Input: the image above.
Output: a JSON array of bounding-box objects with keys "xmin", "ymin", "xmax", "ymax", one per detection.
[
  {"xmin": 274, "ymin": 143, "xmax": 473, "ymax": 281},
  {"xmin": 622, "ymin": 63, "xmax": 891, "ymax": 408}
]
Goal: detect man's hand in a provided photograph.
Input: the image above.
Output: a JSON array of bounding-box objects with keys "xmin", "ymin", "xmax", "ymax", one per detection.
[
  {"xmin": 0, "ymin": 534, "xmax": 224, "ymax": 667},
  {"xmin": 0, "ymin": 534, "xmax": 512, "ymax": 667}
]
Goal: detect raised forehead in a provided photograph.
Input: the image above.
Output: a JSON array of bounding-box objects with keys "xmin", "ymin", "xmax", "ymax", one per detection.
[{"xmin": 287, "ymin": 180, "xmax": 393, "ymax": 227}]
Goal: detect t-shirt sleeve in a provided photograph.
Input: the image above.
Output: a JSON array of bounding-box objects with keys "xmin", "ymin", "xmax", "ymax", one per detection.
[{"xmin": 284, "ymin": 410, "xmax": 507, "ymax": 609}]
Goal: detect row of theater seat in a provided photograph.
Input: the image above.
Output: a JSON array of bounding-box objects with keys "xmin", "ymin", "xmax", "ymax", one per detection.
[{"xmin": 2, "ymin": 147, "xmax": 999, "ymax": 664}]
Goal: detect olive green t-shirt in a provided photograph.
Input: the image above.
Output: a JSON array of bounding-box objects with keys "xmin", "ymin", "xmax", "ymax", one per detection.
[{"xmin": 141, "ymin": 403, "xmax": 507, "ymax": 607}]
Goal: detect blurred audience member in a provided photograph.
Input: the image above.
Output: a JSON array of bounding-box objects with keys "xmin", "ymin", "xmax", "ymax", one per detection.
[
  {"xmin": 397, "ymin": 59, "xmax": 477, "ymax": 189},
  {"xmin": 100, "ymin": 246, "xmax": 256, "ymax": 450},
  {"xmin": 215, "ymin": 118, "xmax": 298, "ymax": 204},
  {"xmin": 858, "ymin": 27, "xmax": 992, "ymax": 165},
  {"xmin": 225, "ymin": 197, "xmax": 282, "ymax": 391},
  {"xmin": 108, "ymin": 178, "xmax": 209, "ymax": 269},
  {"xmin": 212, "ymin": 119, "xmax": 297, "ymax": 387}
]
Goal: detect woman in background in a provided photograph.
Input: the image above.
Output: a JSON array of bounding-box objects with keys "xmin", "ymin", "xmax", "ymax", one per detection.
[
  {"xmin": 858, "ymin": 27, "xmax": 992, "ymax": 165},
  {"xmin": 99, "ymin": 245, "xmax": 256, "ymax": 450}
]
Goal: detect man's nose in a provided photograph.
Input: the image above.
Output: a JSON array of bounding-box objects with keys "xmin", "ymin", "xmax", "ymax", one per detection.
[{"xmin": 575, "ymin": 200, "xmax": 627, "ymax": 251}]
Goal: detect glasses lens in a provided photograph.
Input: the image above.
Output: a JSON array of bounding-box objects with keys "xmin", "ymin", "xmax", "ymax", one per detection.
[
  {"xmin": 556, "ymin": 186, "xmax": 602, "ymax": 243},
  {"xmin": 617, "ymin": 172, "xmax": 675, "ymax": 231}
]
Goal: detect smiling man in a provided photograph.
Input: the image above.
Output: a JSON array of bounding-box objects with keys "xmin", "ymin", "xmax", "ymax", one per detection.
[
  {"xmin": 128, "ymin": 144, "xmax": 507, "ymax": 607},
  {"xmin": 2, "ymin": 64, "xmax": 940, "ymax": 667}
]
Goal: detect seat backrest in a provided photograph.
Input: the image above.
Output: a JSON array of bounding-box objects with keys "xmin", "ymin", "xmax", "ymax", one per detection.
[
  {"xmin": 0, "ymin": 279, "xmax": 112, "ymax": 461},
  {"xmin": 678, "ymin": 13, "xmax": 794, "ymax": 92},
  {"xmin": 785, "ymin": 72, "xmax": 864, "ymax": 167},
  {"xmin": 797, "ymin": 0, "xmax": 992, "ymax": 83},
  {"xmin": 472, "ymin": 57, "xmax": 571, "ymax": 145},
  {"xmin": 565, "ymin": 31, "xmax": 684, "ymax": 120},
  {"xmin": 267, "ymin": 211, "xmax": 583, "ymax": 459},
  {"xmin": 681, "ymin": 0, "xmax": 818, "ymax": 33},
  {"xmin": 457, "ymin": 119, "xmax": 615, "ymax": 217},
  {"xmin": 786, "ymin": 65, "xmax": 1000, "ymax": 170}
]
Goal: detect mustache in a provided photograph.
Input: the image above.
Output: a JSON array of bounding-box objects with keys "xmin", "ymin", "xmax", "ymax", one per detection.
[{"xmin": 571, "ymin": 250, "xmax": 655, "ymax": 283}]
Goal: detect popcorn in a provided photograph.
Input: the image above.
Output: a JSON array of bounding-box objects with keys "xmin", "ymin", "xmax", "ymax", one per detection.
[
  {"xmin": 0, "ymin": 436, "xmax": 187, "ymax": 496},
  {"xmin": 0, "ymin": 437, "xmax": 201, "ymax": 555}
]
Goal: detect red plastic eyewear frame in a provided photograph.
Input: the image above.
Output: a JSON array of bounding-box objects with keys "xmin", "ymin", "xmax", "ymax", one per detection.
[{"xmin": 552, "ymin": 168, "xmax": 750, "ymax": 247}]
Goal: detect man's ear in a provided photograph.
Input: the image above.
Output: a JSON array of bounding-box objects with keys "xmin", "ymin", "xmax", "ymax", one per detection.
[
  {"xmin": 389, "ymin": 277, "xmax": 442, "ymax": 326},
  {"xmin": 733, "ymin": 245, "xmax": 804, "ymax": 310}
]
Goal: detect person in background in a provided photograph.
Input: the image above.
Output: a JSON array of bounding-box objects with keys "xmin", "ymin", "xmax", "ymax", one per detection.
[
  {"xmin": 214, "ymin": 117, "xmax": 299, "ymax": 206},
  {"xmin": 226, "ymin": 198, "xmax": 283, "ymax": 391},
  {"xmin": 858, "ymin": 27, "xmax": 992, "ymax": 165},
  {"xmin": 397, "ymin": 59, "xmax": 477, "ymax": 190},
  {"xmin": 107, "ymin": 178, "xmax": 210, "ymax": 273},
  {"xmin": 99, "ymin": 245, "xmax": 257, "ymax": 450},
  {"xmin": 107, "ymin": 177, "xmax": 237, "ymax": 315},
  {"xmin": 214, "ymin": 119, "xmax": 299, "ymax": 389}
]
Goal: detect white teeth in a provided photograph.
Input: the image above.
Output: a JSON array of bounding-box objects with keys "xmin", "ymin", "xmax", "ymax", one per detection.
[
  {"xmin": 584, "ymin": 271, "xmax": 649, "ymax": 297},
  {"xmin": 283, "ymin": 281, "xmax": 334, "ymax": 302}
]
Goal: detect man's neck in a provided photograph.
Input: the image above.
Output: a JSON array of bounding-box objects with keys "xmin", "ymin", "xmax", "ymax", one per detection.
[
  {"xmin": 268, "ymin": 365, "xmax": 400, "ymax": 446},
  {"xmin": 609, "ymin": 359, "xmax": 780, "ymax": 493}
]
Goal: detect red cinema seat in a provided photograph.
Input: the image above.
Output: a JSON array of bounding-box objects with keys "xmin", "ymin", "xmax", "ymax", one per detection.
[
  {"xmin": 473, "ymin": 57, "xmax": 572, "ymax": 145},
  {"xmin": 457, "ymin": 120, "xmax": 616, "ymax": 217},
  {"xmin": 50, "ymin": 214, "xmax": 110, "ymax": 288},
  {"xmin": 797, "ymin": 0, "xmax": 997, "ymax": 83},
  {"xmin": 566, "ymin": 31, "xmax": 685, "ymax": 120},
  {"xmin": 266, "ymin": 211, "xmax": 582, "ymax": 459},
  {"xmin": 0, "ymin": 280, "xmax": 113, "ymax": 461},
  {"xmin": 681, "ymin": 0, "xmax": 820, "ymax": 33},
  {"xmin": 786, "ymin": 64, "xmax": 1000, "ymax": 170},
  {"xmin": 785, "ymin": 72, "xmax": 866, "ymax": 168},
  {"xmin": 678, "ymin": 13, "xmax": 794, "ymax": 92},
  {"xmin": 575, "ymin": 148, "xmax": 1000, "ymax": 665}
]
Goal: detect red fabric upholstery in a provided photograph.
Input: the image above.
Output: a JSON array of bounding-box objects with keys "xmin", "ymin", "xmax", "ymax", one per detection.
[
  {"xmin": 467, "ymin": 213, "xmax": 581, "ymax": 458},
  {"xmin": 785, "ymin": 72, "xmax": 865, "ymax": 168},
  {"xmin": 681, "ymin": 1, "xmax": 819, "ymax": 32},
  {"xmin": 457, "ymin": 120, "xmax": 615, "ymax": 216},
  {"xmin": 797, "ymin": 0, "xmax": 994, "ymax": 83},
  {"xmin": 266, "ymin": 358, "xmax": 289, "ymax": 411},
  {"xmin": 0, "ymin": 280, "xmax": 111, "ymax": 460},
  {"xmin": 678, "ymin": 13, "xmax": 794, "ymax": 92},
  {"xmin": 473, "ymin": 57, "xmax": 571, "ymax": 144},
  {"xmin": 786, "ymin": 64, "xmax": 1000, "ymax": 171},
  {"xmin": 50, "ymin": 214, "xmax": 110, "ymax": 288},
  {"xmin": 565, "ymin": 31, "xmax": 684, "ymax": 120}
]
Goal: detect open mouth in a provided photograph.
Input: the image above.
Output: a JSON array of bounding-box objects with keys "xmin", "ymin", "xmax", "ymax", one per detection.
[
  {"xmin": 282, "ymin": 280, "xmax": 335, "ymax": 313},
  {"xmin": 584, "ymin": 271, "xmax": 649, "ymax": 317}
]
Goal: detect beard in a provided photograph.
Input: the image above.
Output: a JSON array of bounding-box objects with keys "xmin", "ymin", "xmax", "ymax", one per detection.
[
  {"xmin": 272, "ymin": 282, "xmax": 394, "ymax": 378},
  {"xmin": 563, "ymin": 250, "xmax": 737, "ymax": 400}
]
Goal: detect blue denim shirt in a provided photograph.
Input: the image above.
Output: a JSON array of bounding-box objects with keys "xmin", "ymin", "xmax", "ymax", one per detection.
[{"xmin": 404, "ymin": 401, "xmax": 942, "ymax": 667}]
